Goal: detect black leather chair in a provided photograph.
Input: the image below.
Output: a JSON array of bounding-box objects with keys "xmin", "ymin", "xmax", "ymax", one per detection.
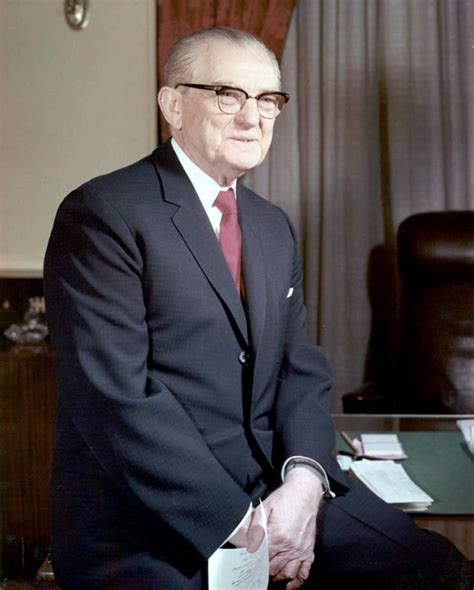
[{"xmin": 344, "ymin": 211, "xmax": 474, "ymax": 414}]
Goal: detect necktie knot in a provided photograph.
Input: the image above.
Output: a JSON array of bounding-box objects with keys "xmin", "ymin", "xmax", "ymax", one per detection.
[{"xmin": 214, "ymin": 188, "xmax": 237, "ymax": 215}]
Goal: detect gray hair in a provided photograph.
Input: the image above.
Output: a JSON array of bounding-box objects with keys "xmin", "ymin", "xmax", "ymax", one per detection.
[{"xmin": 164, "ymin": 26, "xmax": 281, "ymax": 89}]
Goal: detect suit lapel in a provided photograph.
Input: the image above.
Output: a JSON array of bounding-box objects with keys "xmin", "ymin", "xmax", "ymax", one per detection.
[
  {"xmin": 151, "ymin": 144, "xmax": 249, "ymax": 345},
  {"xmin": 238, "ymin": 186, "xmax": 266, "ymax": 353}
]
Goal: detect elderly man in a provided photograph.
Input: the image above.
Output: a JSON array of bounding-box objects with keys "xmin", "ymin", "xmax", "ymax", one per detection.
[{"xmin": 44, "ymin": 27, "xmax": 470, "ymax": 589}]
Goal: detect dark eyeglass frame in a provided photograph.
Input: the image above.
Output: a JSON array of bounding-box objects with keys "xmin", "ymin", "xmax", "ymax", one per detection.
[{"xmin": 175, "ymin": 83, "xmax": 290, "ymax": 119}]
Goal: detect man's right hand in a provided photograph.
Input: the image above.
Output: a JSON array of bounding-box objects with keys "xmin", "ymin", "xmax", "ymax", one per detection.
[
  {"xmin": 264, "ymin": 468, "xmax": 324, "ymax": 588},
  {"xmin": 229, "ymin": 505, "xmax": 265, "ymax": 553}
]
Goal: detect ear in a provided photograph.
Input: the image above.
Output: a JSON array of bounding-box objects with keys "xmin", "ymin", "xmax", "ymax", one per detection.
[{"xmin": 158, "ymin": 87, "xmax": 183, "ymax": 131}]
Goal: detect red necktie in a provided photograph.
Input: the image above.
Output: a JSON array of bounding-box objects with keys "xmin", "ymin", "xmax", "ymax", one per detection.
[{"xmin": 214, "ymin": 188, "xmax": 242, "ymax": 292}]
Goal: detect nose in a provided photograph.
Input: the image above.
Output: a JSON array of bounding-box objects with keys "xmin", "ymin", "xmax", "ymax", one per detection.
[{"xmin": 235, "ymin": 98, "xmax": 260, "ymax": 127}]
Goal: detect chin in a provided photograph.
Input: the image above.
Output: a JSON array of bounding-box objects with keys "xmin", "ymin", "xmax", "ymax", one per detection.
[
  {"xmin": 228, "ymin": 161, "xmax": 261, "ymax": 178},
  {"xmin": 227, "ymin": 152, "xmax": 264, "ymax": 173}
]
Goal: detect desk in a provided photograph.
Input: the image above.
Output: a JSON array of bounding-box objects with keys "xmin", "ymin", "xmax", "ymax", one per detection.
[{"xmin": 332, "ymin": 414, "xmax": 474, "ymax": 558}]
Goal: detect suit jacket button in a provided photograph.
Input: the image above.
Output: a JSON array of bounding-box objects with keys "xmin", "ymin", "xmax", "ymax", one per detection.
[{"xmin": 238, "ymin": 351, "xmax": 249, "ymax": 366}]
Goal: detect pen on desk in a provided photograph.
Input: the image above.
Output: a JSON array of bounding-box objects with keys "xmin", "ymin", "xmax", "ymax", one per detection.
[
  {"xmin": 338, "ymin": 450, "xmax": 386, "ymax": 461},
  {"xmin": 340, "ymin": 431, "xmax": 357, "ymax": 453}
]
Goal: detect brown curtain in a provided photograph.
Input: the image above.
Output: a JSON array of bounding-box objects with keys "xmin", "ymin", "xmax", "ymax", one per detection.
[{"xmin": 156, "ymin": 0, "xmax": 297, "ymax": 141}]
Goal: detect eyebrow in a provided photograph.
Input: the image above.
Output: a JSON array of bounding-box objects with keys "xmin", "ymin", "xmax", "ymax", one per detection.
[{"xmin": 209, "ymin": 81, "xmax": 282, "ymax": 93}]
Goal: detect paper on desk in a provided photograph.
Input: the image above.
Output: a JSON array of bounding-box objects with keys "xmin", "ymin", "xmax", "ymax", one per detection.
[
  {"xmin": 456, "ymin": 419, "xmax": 474, "ymax": 454},
  {"xmin": 350, "ymin": 460, "xmax": 433, "ymax": 511},
  {"xmin": 359, "ymin": 434, "xmax": 408, "ymax": 460},
  {"xmin": 337, "ymin": 454, "xmax": 354, "ymax": 471},
  {"xmin": 208, "ymin": 504, "xmax": 269, "ymax": 590}
]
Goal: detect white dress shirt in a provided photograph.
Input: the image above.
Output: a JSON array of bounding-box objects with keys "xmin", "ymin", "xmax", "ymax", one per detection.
[{"xmin": 171, "ymin": 138, "xmax": 236, "ymax": 238}]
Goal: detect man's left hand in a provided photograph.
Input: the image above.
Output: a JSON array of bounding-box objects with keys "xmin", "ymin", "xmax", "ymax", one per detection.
[{"xmin": 263, "ymin": 468, "xmax": 324, "ymax": 589}]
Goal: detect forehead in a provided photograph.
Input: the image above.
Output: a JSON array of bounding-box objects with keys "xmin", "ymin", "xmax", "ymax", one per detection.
[{"xmin": 193, "ymin": 39, "xmax": 280, "ymax": 92}]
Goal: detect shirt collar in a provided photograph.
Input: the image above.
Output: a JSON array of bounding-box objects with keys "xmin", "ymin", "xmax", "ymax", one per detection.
[{"xmin": 171, "ymin": 138, "xmax": 237, "ymax": 208}]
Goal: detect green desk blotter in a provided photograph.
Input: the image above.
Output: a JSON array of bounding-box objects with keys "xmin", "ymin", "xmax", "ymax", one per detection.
[{"xmin": 344, "ymin": 432, "xmax": 474, "ymax": 515}]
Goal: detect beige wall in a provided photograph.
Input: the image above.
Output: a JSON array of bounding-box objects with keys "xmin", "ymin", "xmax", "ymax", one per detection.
[{"xmin": 0, "ymin": 0, "xmax": 157, "ymax": 276}]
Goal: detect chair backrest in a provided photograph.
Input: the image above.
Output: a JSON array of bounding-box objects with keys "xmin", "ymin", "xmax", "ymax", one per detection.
[{"xmin": 397, "ymin": 211, "xmax": 474, "ymax": 413}]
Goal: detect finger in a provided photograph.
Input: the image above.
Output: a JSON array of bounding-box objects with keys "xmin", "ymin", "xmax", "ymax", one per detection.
[
  {"xmin": 272, "ymin": 558, "xmax": 301, "ymax": 582},
  {"xmin": 270, "ymin": 551, "xmax": 302, "ymax": 577},
  {"xmin": 246, "ymin": 524, "xmax": 265, "ymax": 553},
  {"xmin": 284, "ymin": 557, "xmax": 314, "ymax": 589},
  {"xmin": 270, "ymin": 554, "xmax": 292, "ymax": 577},
  {"xmin": 228, "ymin": 531, "xmax": 246, "ymax": 548},
  {"xmin": 228, "ymin": 506, "xmax": 256, "ymax": 548},
  {"xmin": 296, "ymin": 555, "xmax": 313, "ymax": 581},
  {"xmin": 285, "ymin": 577, "xmax": 305, "ymax": 590}
]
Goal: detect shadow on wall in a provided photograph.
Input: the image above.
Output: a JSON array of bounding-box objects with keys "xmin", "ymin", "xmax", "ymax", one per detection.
[{"xmin": 360, "ymin": 242, "xmax": 400, "ymax": 411}]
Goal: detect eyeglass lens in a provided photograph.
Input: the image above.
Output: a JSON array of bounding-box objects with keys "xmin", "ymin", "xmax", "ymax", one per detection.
[{"xmin": 216, "ymin": 88, "xmax": 283, "ymax": 119}]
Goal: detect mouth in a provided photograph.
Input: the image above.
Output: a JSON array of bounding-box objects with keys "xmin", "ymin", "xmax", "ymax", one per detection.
[{"xmin": 231, "ymin": 138, "xmax": 258, "ymax": 143}]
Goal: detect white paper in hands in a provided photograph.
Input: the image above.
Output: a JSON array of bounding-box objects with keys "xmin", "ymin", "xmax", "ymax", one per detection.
[{"xmin": 208, "ymin": 503, "xmax": 268, "ymax": 590}]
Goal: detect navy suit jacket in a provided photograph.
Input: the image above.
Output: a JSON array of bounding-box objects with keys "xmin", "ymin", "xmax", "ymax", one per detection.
[{"xmin": 44, "ymin": 141, "xmax": 349, "ymax": 587}]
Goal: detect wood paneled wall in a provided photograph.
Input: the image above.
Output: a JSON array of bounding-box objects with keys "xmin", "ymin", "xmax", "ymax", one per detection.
[{"xmin": 1, "ymin": 343, "xmax": 57, "ymax": 579}]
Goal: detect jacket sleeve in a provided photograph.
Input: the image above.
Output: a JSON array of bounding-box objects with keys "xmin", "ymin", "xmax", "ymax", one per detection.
[
  {"xmin": 44, "ymin": 187, "xmax": 251, "ymax": 561},
  {"xmin": 272, "ymin": 212, "xmax": 349, "ymax": 493}
]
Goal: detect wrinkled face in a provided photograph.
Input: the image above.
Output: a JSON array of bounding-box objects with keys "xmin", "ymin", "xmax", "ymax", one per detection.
[{"xmin": 174, "ymin": 40, "xmax": 280, "ymax": 185}]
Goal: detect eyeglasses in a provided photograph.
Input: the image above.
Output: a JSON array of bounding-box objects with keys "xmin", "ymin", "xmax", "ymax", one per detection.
[{"xmin": 175, "ymin": 83, "xmax": 290, "ymax": 119}]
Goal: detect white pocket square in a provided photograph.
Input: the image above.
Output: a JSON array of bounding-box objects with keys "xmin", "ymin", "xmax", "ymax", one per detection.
[{"xmin": 287, "ymin": 287, "xmax": 294, "ymax": 298}]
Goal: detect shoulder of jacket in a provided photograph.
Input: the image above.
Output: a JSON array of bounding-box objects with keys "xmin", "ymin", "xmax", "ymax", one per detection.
[{"xmin": 61, "ymin": 152, "xmax": 160, "ymax": 212}]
